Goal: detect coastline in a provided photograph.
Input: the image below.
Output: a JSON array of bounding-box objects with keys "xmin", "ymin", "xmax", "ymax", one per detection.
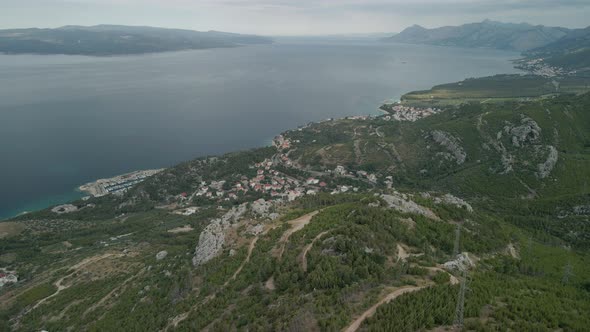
[
  {"xmin": 0, "ymin": 169, "xmax": 165, "ymax": 221},
  {"xmin": 0, "ymin": 42, "xmax": 520, "ymax": 222},
  {"xmin": 0, "ymin": 90, "xmax": 482, "ymax": 221},
  {"xmin": 78, "ymin": 168, "xmax": 165, "ymax": 197},
  {"xmin": 1, "ymin": 190, "xmax": 84, "ymax": 220}
]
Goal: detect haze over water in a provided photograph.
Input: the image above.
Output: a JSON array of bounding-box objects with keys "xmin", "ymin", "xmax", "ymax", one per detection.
[{"xmin": 0, "ymin": 39, "xmax": 520, "ymax": 219}]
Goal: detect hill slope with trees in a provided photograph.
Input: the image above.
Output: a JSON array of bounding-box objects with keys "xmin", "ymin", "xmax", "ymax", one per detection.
[{"xmin": 1, "ymin": 87, "xmax": 589, "ymax": 330}]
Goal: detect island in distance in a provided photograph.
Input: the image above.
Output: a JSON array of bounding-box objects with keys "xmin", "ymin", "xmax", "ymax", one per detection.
[{"xmin": 0, "ymin": 25, "xmax": 273, "ymax": 56}]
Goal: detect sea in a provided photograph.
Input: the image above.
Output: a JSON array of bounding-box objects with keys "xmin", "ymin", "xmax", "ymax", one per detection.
[{"xmin": 0, "ymin": 38, "xmax": 521, "ymax": 219}]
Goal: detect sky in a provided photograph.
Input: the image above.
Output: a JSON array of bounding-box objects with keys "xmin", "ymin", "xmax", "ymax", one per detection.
[{"xmin": 1, "ymin": 0, "xmax": 589, "ymax": 35}]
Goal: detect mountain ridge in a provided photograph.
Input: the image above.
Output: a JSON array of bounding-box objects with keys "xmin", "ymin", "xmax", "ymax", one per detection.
[
  {"xmin": 383, "ymin": 20, "xmax": 570, "ymax": 51},
  {"xmin": 524, "ymin": 26, "xmax": 590, "ymax": 71},
  {"xmin": 0, "ymin": 25, "xmax": 273, "ymax": 56}
]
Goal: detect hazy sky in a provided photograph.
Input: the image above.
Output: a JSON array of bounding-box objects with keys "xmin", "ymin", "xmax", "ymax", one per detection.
[{"xmin": 2, "ymin": 0, "xmax": 589, "ymax": 35}]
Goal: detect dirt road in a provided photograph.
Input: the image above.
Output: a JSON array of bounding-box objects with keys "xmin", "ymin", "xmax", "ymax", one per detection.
[
  {"xmin": 274, "ymin": 210, "xmax": 319, "ymax": 259},
  {"xmin": 343, "ymin": 285, "xmax": 428, "ymax": 332},
  {"xmin": 301, "ymin": 231, "xmax": 328, "ymax": 272}
]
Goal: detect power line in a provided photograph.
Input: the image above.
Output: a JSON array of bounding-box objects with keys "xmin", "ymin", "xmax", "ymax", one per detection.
[
  {"xmin": 453, "ymin": 221, "xmax": 469, "ymax": 331},
  {"xmin": 562, "ymin": 261, "xmax": 574, "ymax": 285},
  {"xmin": 376, "ymin": 222, "xmax": 467, "ymax": 331},
  {"xmin": 453, "ymin": 224, "xmax": 461, "ymax": 257},
  {"xmin": 453, "ymin": 270, "xmax": 467, "ymax": 330},
  {"xmin": 401, "ymin": 290, "xmax": 457, "ymax": 331}
]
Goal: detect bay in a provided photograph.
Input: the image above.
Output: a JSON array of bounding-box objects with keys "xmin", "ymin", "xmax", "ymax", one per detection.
[{"xmin": 0, "ymin": 38, "xmax": 520, "ymax": 219}]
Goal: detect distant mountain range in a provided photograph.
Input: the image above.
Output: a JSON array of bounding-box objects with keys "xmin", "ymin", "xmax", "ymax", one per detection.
[
  {"xmin": 383, "ymin": 20, "xmax": 570, "ymax": 52},
  {"xmin": 0, "ymin": 25, "xmax": 273, "ymax": 56}
]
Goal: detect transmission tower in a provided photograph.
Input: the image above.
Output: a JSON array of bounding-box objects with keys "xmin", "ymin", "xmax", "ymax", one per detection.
[
  {"xmin": 562, "ymin": 261, "xmax": 574, "ymax": 285},
  {"xmin": 453, "ymin": 222, "xmax": 466, "ymax": 331},
  {"xmin": 453, "ymin": 224, "xmax": 461, "ymax": 257}
]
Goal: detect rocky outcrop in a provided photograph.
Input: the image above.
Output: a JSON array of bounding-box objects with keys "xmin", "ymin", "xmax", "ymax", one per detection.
[
  {"xmin": 505, "ymin": 115, "xmax": 541, "ymax": 147},
  {"xmin": 573, "ymin": 205, "xmax": 590, "ymax": 215},
  {"xmin": 558, "ymin": 205, "xmax": 590, "ymax": 218},
  {"xmin": 433, "ymin": 193, "xmax": 473, "ymax": 212},
  {"xmin": 51, "ymin": 204, "xmax": 78, "ymax": 214},
  {"xmin": 430, "ymin": 130, "xmax": 466, "ymax": 165},
  {"xmin": 381, "ymin": 193, "xmax": 439, "ymax": 220},
  {"xmin": 192, "ymin": 203, "xmax": 248, "ymax": 267},
  {"xmin": 443, "ymin": 252, "xmax": 474, "ymax": 272},
  {"xmin": 248, "ymin": 224, "xmax": 265, "ymax": 236},
  {"xmin": 251, "ymin": 199, "xmax": 278, "ymax": 220},
  {"xmin": 537, "ymin": 145, "xmax": 558, "ymax": 179},
  {"xmin": 500, "ymin": 153, "xmax": 514, "ymax": 174},
  {"xmin": 156, "ymin": 251, "xmax": 168, "ymax": 261}
]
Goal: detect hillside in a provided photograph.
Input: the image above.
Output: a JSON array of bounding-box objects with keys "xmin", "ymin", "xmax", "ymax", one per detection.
[
  {"xmin": 523, "ymin": 26, "xmax": 590, "ymax": 72},
  {"xmin": 383, "ymin": 20, "xmax": 569, "ymax": 51},
  {"xmin": 0, "ymin": 25, "xmax": 273, "ymax": 56},
  {"xmin": 396, "ymin": 74, "xmax": 590, "ymax": 107},
  {"xmin": 1, "ymin": 90, "xmax": 589, "ymax": 330}
]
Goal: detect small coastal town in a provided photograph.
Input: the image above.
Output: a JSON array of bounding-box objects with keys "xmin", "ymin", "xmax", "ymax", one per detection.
[
  {"xmin": 67, "ymin": 106, "xmax": 441, "ymax": 217},
  {"xmin": 79, "ymin": 169, "xmax": 165, "ymax": 197},
  {"xmin": 516, "ymin": 57, "xmax": 576, "ymax": 77},
  {"xmin": 170, "ymin": 135, "xmax": 376, "ymax": 216}
]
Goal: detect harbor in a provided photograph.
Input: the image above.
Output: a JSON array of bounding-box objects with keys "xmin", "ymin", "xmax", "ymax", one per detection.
[{"xmin": 78, "ymin": 169, "xmax": 165, "ymax": 197}]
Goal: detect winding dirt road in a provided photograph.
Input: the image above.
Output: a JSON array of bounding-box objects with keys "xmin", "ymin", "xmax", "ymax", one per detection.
[
  {"xmin": 29, "ymin": 253, "xmax": 122, "ymax": 312},
  {"xmin": 301, "ymin": 231, "xmax": 328, "ymax": 272},
  {"xmin": 273, "ymin": 210, "xmax": 319, "ymax": 259},
  {"xmin": 343, "ymin": 285, "xmax": 428, "ymax": 332},
  {"xmin": 224, "ymin": 236, "xmax": 259, "ymax": 287},
  {"xmin": 168, "ymin": 235, "xmax": 262, "ymax": 330}
]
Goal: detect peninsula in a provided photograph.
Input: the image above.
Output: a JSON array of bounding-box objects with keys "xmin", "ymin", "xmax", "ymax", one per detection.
[
  {"xmin": 0, "ymin": 25, "xmax": 273, "ymax": 56},
  {"xmin": 79, "ymin": 168, "xmax": 165, "ymax": 197}
]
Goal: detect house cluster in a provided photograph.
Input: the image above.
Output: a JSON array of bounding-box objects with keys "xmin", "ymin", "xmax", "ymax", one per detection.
[
  {"xmin": 273, "ymin": 135, "xmax": 299, "ymax": 167},
  {"xmin": 331, "ymin": 165, "xmax": 378, "ymax": 183},
  {"xmin": 190, "ymin": 180, "xmax": 228, "ymax": 200},
  {"xmin": 273, "ymin": 134, "xmax": 292, "ymax": 150},
  {"xmin": 517, "ymin": 58, "xmax": 570, "ymax": 77},
  {"xmin": 384, "ymin": 105, "xmax": 442, "ymax": 122},
  {"xmin": 172, "ymin": 123, "xmax": 394, "ymax": 211},
  {"xmin": 0, "ymin": 269, "xmax": 18, "ymax": 287},
  {"xmin": 178, "ymin": 156, "xmax": 331, "ymax": 207},
  {"xmin": 248, "ymin": 162, "xmax": 311, "ymax": 200}
]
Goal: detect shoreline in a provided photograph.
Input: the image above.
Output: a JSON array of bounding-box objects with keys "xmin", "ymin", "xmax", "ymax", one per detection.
[
  {"xmin": 1, "ymin": 190, "xmax": 84, "ymax": 220},
  {"xmin": 1, "ymin": 169, "xmax": 165, "ymax": 221},
  {"xmin": 1, "ymin": 100, "xmax": 448, "ymax": 221},
  {"xmin": 78, "ymin": 168, "xmax": 165, "ymax": 197}
]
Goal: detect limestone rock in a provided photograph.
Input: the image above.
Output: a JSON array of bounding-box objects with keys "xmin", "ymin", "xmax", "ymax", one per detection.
[
  {"xmin": 430, "ymin": 130, "xmax": 466, "ymax": 165},
  {"xmin": 251, "ymin": 199, "xmax": 272, "ymax": 217},
  {"xmin": 248, "ymin": 224, "xmax": 265, "ymax": 236},
  {"xmin": 192, "ymin": 203, "xmax": 248, "ymax": 267},
  {"xmin": 506, "ymin": 115, "xmax": 541, "ymax": 147},
  {"xmin": 443, "ymin": 252, "xmax": 474, "ymax": 271},
  {"xmin": 381, "ymin": 193, "xmax": 439, "ymax": 220},
  {"xmin": 434, "ymin": 194, "xmax": 473, "ymax": 212},
  {"xmin": 536, "ymin": 145, "xmax": 558, "ymax": 179},
  {"xmin": 156, "ymin": 250, "xmax": 168, "ymax": 260}
]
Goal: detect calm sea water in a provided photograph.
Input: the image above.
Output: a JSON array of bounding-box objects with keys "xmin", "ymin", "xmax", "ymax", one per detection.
[{"xmin": 0, "ymin": 38, "xmax": 520, "ymax": 219}]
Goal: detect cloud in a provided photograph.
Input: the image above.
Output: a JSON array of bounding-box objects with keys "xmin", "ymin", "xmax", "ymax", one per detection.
[{"xmin": 1, "ymin": 0, "xmax": 588, "ymax": 34}]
